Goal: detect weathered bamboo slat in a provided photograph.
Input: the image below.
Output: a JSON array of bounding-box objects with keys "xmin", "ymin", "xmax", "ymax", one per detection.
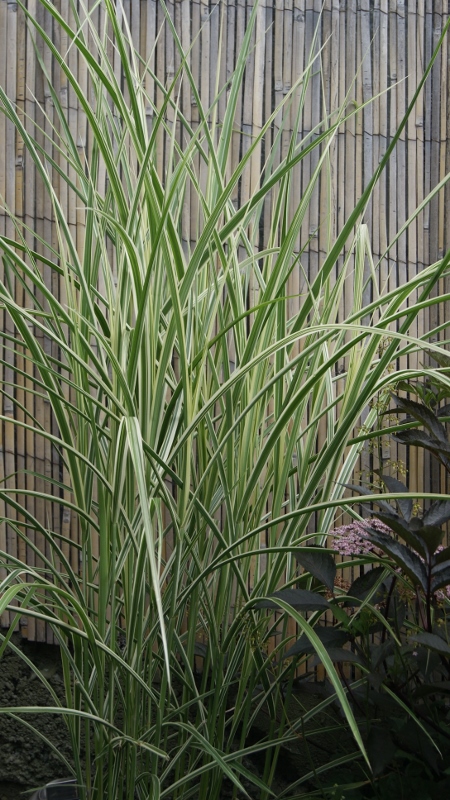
[{"xmin": 0, "ymin": 0, "xmax": 8, "ymax": 630}]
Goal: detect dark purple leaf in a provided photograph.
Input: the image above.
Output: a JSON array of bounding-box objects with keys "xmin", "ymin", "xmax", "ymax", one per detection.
[
  {"xmin": 311, "ymin": 647, "xmax": 362, "ymax": 665},
  {"xmin": 370, "ymin": 640, "xmax": 395, "ymax": 670},
  {"xmin": 343, "ymin": 483, "xmax": 393, "ymax": 513},
  {"xmin": 295, "ymin": 547, "xmax": 336, "ymax": 593},
  {"xmin": 391, "ymin": 428, "xmax": 445, "ymax": 448},
  {"xmin": 367, "ymin": 725, "xmax": 395, "ymax": 777},
  {"xmin": 419, "ymin": 525, "xmax": 445, "ymax": 556},
  {"xmin": 427, "ymin": 349, "xmax": 450, "ymax": 370},
  {"xmin": 392, "ymin": 430, "xmax": 450, "ymax": 470},
  {"xmin": 390, "ymin": 395, "xmax": 448, "ymax": 442},
  {"xmin": 378, "ymin": 474, "xmax": 412, "ymax": 521},
  {"xmin": 437, "ymin": 401, "xmax": 450, "ymax": 418},
  {"xmin": 430, "ymin": 565, "xmax": 450, "ymax": 594},
  {"xmin": 434, "ymin": 546, "xmax": 450, "ymax": 565},
  {"xmin": 347, "ymin": 566, "xmax": 387, "ymax": 600},
  {"xmin": 423, "ymin": 500, "xmax": 450, "ymax": 528},
  {"xmin": 410, "ymin": 632, "xmax": 450, "ymax": 656},
  {"xmin": 254, "ymin": 589, "xmax": 329, "ymax": 612},
  {"xmin": 371, "ymin": 513, "xmax": 427, "ymax": 559},
  {"xmin": 284, "ymin": 626, "xmax": 350, "ymax": 659},
  {"xmin": 396, "ymin": 724, "xmax": 441, "ymax": 773},
  {"xmin": 413, "ymin": 682, "xmax": 450, "ymax": 698},
  {"xmin": 363, "ymin": 529, "xmax": 428, "ymax": 590}
]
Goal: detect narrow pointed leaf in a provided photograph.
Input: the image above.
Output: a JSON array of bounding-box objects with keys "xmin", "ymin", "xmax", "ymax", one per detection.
[{"xmin": 265, "ymin": 597, "xmax": 369, "ymax": 766}]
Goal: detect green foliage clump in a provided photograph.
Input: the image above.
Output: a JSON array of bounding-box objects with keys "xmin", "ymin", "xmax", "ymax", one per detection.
[{"xmin": 0, "ymin": 2, "xmax": 450, "ymax": 799}]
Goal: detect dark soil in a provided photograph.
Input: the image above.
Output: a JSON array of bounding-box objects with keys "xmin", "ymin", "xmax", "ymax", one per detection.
[
  {"xmin": 0, "ymin": 634, "xmax": 73, "ymax": 799},
  {"xmin": 0, "ymin": 782, "xmax": 32, "ymax": 800}
]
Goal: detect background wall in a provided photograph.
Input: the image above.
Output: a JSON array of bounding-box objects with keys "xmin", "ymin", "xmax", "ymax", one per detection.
[{"xmin": 1, "ymin": 0, "xmax": 450, "ymax": 641}]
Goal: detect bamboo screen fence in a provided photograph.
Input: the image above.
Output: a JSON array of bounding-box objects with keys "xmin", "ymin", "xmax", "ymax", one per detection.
[{"xmin": 0, "ymin": 0, "xmax": 450, "ymax": 641}]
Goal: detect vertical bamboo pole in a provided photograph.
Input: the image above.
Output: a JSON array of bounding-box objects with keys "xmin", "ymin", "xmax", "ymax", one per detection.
[
  {"xmin": 57, "ymin": 0, "xmax": 74, "ymax": 596},
  {"xmin": 430, "ymin": 1, "xmax": 444, "ymax": 497},
  {"xmin": 270, "ymin": 0, "xmax": 283, "ymax": 234},
  {"xmin": 308, "ymin": 0, "xmax": 321, "ymax": 286},
  {"xmin": 209, "ymin": 0, "xmax": 220, "ymax": 115},
  {"xmin": 250, "ymin": 2, "xmax": 266, "ymax": 231},
  {"xmin": 0, "ymin": 0, "xmax": 9, "ymax": 629},
  {"xmin": 422, "ymin": 0, "xmax": 433, "ymax": 496},
  {"xmin": 22, "ymin": 0, "xmax": 38, "ymax": 641},
  {"xmin": 334, "ymin": 0, "xmax": 347, "ymax": 480},
  {"xmin": 318, "ymin": 0, "xmax": 332, "ymax": 263},
  {"xmin": 32, "ymin": 0, "xmax": 47, "ymax": 642},
  {"xmin": 46, "ymin": 0, "xmax": 63, "ymax": 627},
  {"xmin": 0, "ymin": 0, "xmax": 6, "ymax": 242},
  {"xmin": 379, "ymin": 0, "xmax": 389, "ymax": 275},
  {"xmin": 344, "ymin": 0, "xmax": 357, "ymax": 340},
  {"xmin": 282, "ymin": 0, "xmax": 293, "ymax": 169},
  {"xmin": 407, "ymin": 0, "xmax": 419, "ymax": 497},
  {"xmin": 15, "ymin": 0, "xmax": 27, "ymax": 637},
  {"xmin": 416, "ymin": 0, "xmax": 425, "ymax": 502},
  {"xmin": 199, "ymin": 0, "xmax": 210, "ymax": 204},
  {"xmin": 359, "ymin": 0, "xmax": 373, "ymax": 499},
  {"xmin": 241, "ymin": 0, "xmax": 255, "ymax": 334},
  {"xmin": 217, "ymin": 0, "xmax": 227, "ymax": 142},
  {"xmin": 386, "ymin": 2, "xmax": 399, "ymax": 480},
  {"xmin": 4, "ymin": 0, "xmax": 19, "ymax": 631},
  {"xmin": 190, "ymin": 0, "xmax": 200, "ymax": 243},
  {"xmin": 441, "ymin": 2, "xmax": 450, "ymax": 413},
  {"xmin": 290, "ymin": 0, "xmax": 305, "ymax": 333},
  {"xmin": 372, "ymin": 0, "xmax": 381, "ymax": 270},
  {"xmin": 291, "ymin": 0, "xmax": 305, "ymax": 260},
  {"xmin": 354, "ymin": 9, "xmax": 363, "ymax": 207},
  {"xmin": 261, "ymin": 0, "xmax": 272, "ymax": 252},
  {"xmin": 240, "ymin": 0, "xmax": 255, "ymax": 212},
  {"xmin": 43, "ymin": 2, "xmax": 57, "ymax": 643},
  {"xmin": 396, "ymin": 1, "xmax": 409, "ymax": 487},
  {"xmin": 145, "ymin": 0, "xmax": 156, "ymax": 138},
  {"xmin": 300, "ymin": 0, "xmax": 313, "ymax": 267},
  {"xmin": 225, "ymin": 0, "xmax": 235, "ymax": 187},
  {"xmin": 131, "ymin": 0, "xmax": 139, "ymax": 53},
  {"xmin": 180, "ymin": 0, "xmax": 190, "ymax": 255},
  {"xmin": 76, "ymin": 3, "xmax": 87, "ymax": 263}
]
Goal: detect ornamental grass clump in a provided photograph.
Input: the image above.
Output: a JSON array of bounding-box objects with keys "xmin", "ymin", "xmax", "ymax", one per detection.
[{"xmin": 0, "ymin": 2, "xmax": 450, "ymax": 799}]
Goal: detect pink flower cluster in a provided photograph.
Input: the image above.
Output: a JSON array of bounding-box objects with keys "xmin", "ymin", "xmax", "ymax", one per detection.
[
  {"xmin": 331, "ymin": 518, "xmax": 393, "ymax": 556},
  {"xmin": 331, "ymin": 519, "xmax": 450, "ymax": 601},
  {"xmin": 433, "ymin": 546, "xmax": 450, "ymax": 601}
]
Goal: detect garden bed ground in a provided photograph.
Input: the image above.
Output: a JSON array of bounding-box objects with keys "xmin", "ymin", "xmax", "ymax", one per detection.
[
  {"xmin": 0, "ymin": 634, "xmax": 72, "ymax": 798},
  {"xmin": 0, "ymin": 634, "xmax": 359, "ymax": 799}
]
